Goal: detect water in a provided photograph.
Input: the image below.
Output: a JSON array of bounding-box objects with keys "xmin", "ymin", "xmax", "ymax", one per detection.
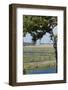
[{"xmin": 29, "ymin": 67, "xmax": 57, "ymax": 74}]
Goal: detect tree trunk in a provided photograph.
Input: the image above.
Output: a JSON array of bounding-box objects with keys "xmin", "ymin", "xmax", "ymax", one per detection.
[
  {"xmin": 32, "ymin": 41, "xmax": 36, "ymax": 45},
  {"xmin": 53, "ymin": 41, "xmax": 57, "ymax": 72}
]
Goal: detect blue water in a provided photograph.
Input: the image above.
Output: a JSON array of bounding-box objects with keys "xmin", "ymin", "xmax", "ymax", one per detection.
[{"xmin": 29, "ymin": 68, "xmax": 57, "ymax": 74}]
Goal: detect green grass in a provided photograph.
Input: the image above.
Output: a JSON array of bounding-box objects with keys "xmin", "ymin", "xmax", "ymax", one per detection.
[{"xmin": 23, "ymin": 45, "xmax": 56, "ymax": 74}]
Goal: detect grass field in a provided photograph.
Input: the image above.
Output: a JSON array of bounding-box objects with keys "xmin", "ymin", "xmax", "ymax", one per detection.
[{"xmin": 23, "ymin": 45, "xmax": 56, "ymax": 74}]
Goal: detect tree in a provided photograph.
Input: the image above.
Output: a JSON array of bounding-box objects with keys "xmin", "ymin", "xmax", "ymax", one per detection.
[
  {"xmin": 23, "ymin": 15, "xmax": 57, "ymax": 60},
  {"xmin": 23, "ymin": 15, "xmax": 57, "ymax": 44}
]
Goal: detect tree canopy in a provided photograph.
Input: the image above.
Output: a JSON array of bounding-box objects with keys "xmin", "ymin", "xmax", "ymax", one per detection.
[{"xmin": 23, "ymin": 15, "xmax": 57, "ymax": 44}]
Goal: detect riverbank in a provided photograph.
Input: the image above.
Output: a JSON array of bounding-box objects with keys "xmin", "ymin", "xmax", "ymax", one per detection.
[{"xmin": 23, "ymin": 45, "xmax": 56, "ymax": 74}]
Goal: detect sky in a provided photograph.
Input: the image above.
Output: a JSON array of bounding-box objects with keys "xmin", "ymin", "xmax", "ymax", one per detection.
[{"xmin": 23, "ymin": 26, "xmax": 57, "ymax": 45}]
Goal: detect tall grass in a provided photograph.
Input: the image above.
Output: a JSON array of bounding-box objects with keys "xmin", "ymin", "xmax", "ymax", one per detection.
[{"xmin": 23, "ymin": 45, "xmax": 56, "ymax": 74}]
